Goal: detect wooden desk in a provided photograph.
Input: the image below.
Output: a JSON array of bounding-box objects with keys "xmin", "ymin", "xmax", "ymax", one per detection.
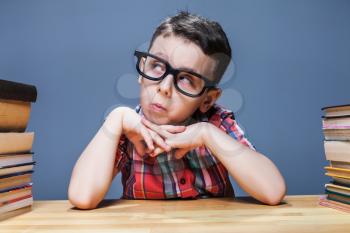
[{"xmin": 0, "ymin": 195, "xmax": 349, "ymax": 233}]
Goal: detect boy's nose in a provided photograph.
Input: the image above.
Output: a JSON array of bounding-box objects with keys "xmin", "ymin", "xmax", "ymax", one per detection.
[{"xmin": 157, "ymin": 74, "xmax": 173, "ymax": 97}]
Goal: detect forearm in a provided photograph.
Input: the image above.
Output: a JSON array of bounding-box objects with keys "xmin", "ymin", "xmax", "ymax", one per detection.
[
  {"xmin": 68, "ymin": 108, "xmax": 124, "ymax": 209},
  {"xmin": 203, "ymin": 123, "xmax": 286, "ymax": 205}
]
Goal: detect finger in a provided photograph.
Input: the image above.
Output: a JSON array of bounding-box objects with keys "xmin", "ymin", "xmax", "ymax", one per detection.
[
  {"xmin": 145, "ymin": 146, "xmax": 153, "ymax": 153},
  {"xmin": 165, "ymin": 133, "xmax": 199, "ymax": 149},
  {"xmin": 174, "ymin": 148, "xmax": 189, "ymax": 159},
  {"xmin": 140, "ymin": 126, "xmax": 155, "ymax": 151},
  {"xmin": 164, "ymin": 137, "xmax": 183, "ymax": 148},
  {"xmin": 141, "ymin": 117, "xmax": 171, "ymax": 138},
  {"xmin": 150, "ymin": 147, "xmax": 165, "ymax": 157},
  {"xmin": 149, "ymin": 130, "xmax": 172, "ymax": 152}
]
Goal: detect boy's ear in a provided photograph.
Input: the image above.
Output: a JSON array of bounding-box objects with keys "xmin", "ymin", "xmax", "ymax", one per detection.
[
  {"xmin": 138, "ymin": 75, "xmax": 142, "ymax": 84},
  {"xmin": 199, "ymin": 87, "xmax": 222, "ymax": 113}
]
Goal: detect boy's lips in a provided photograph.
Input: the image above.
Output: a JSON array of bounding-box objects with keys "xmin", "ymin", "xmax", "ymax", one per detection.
[{"xmin": 150, "ymin": 103, "xmax": 167, "ymax": 112}]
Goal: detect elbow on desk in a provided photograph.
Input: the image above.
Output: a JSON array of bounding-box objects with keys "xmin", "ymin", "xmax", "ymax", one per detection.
[
  {"xmin": 262, "ymin": 182, "xmax": 287, "ymax": 206},
  {"xmin": 68, "ymin": 193, "xmax": 99, "ymax": 210},
  {"xmin": 68, "ymin": 187, "xmax": 100, "ymax": 210},
  {"xmin": 263, "ymin": 194, "xmax": 285, "ymax": 206}
]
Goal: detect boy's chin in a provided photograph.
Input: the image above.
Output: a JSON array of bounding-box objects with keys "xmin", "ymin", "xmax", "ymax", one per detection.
[
  {"xmin": 143, "ymin": 113, "xmax": 184, "ymax": 126},
  {"xmin": 149, "ymin": 117, "xmax": 192, "ymax": 127},
  {"xmin": 143, "ymin": 113, "xmax": 169, "ymax": 125}
]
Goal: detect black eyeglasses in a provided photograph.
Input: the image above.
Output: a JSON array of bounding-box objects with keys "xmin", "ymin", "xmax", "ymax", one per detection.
[{"xmin": 134, "ymin": 50, "xmax": 217, "ymax": 97}]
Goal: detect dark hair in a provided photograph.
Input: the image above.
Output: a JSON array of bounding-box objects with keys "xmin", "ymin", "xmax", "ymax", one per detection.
[{"xmin": 148, "ymin": 11, "xmax": 232, "ymax": 84}]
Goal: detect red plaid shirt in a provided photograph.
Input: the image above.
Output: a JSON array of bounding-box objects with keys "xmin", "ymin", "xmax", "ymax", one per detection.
[{"xmin": 114, "ymin": 103, "xmax": 256, "ymax": 199}]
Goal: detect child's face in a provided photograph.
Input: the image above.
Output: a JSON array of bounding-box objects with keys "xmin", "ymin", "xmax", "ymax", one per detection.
[{"xmin": 138, "ymin": 34, "xmax": 221, "ymax": 125}]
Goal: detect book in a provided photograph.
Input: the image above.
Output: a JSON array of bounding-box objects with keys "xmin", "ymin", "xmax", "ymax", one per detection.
[
  {"xmin": 330, "ymin": 161, "xmax": 350, "ymax": 170},
  {"xmin": 321, "ymin": 104, "xmax": 350, "ymax": 211},
  {"xmin": 325, "ymin": 183, "xmax": 350, "ymax": 196},
  {"xmin": 323, "ymin": 140, "xmax": 350, "ymax": 163},
  {"xmin": 325, "ymin": 189, "xmax": 350, "ymax": 205},
  {"xmin": 325, "ymin": 174, "xmax": 350, "ymax": 186},
  {"xmin": 0, "ymin": 205, "xmax": 31, "ymax": 221},
  {"xmin": 322, "ymin": 116, "xmax": 350, "ymax": 129},
  {"xmin": 319, "ymin": 195, "xmax": 350, "ymax": 213},
  {"xmin": 0, "ymin": 184, "xmax": 32, "ymax": 203},
  {"xmin": 0, "ymin": 162, "xmax": 35, "ymax": 176},
  {"xmin": 0, "ymin": 132, "xmax": 34, "ymax": 154},
  {"xmin": 331, "ymin": 180, "xmax": 350, "ymax": 188},
  {"xmin": 0, "ymin": 99, "xmax": 32, "ymax": 132},
  {"xmin": 0, "ymin": 195, "xmax": 33, "ymax": 215},
  {"xmin": 0, "ymin": 173, "xmax": 33, "ymax": 192},
  {"xmin": 322, "ymin": 104, "xmax": 350, "ymax": 118},
  {"xmin": 324, "ymin": 166, "xmax": 350, "ymax": 177},
  {"xmin": 0, "ymin": 184, "xmax": 33, "ymax": 217},
  {"xmin": 323, "ymin": 129, "xmax": 350, "ymax": 141},
  {"xmin": 0, "ymin": 79, "xmax": 37, "ymax": 103},
  {"xmin": 0, "ymin": 79, "xmax": 37, "ymax": 220},
  {"xmin": 0, "ymin": 153, "xmax": 33, "ymax": 167},
  {"xmin": 325, "ymin": 172, "xmax": 350, "ymax": 180}
]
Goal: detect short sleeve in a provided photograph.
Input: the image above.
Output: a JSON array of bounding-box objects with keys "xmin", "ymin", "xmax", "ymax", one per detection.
[
  {"xmin": 114, "ymin": 134, "xmax": 130, "ymax": 174},
  {"xmin": 114, "ymin": 104, "xmax": 140, "ymax": 174},
  {"xmin": 208, "ymin": 105, "xmax": 257, "ymax": 151},
  {"xmin": 221, "ymin": 113, "xmax": 256, "ymax": 151}
]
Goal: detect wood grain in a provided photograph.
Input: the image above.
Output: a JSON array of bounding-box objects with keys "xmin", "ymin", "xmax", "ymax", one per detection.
[{"xmin": 0, "ymin": 195, "xmax": 349, "ymax": 233}]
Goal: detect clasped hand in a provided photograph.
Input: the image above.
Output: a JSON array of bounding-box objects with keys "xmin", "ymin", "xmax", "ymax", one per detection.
[{"xmin": 122, "ymin": 107, "xmax": 206, "ymax": 159}]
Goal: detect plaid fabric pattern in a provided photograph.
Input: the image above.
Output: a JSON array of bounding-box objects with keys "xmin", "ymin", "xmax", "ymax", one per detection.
[{"xmin": 114, "ymin": 103, "xmax": 256, "ymax": 199}]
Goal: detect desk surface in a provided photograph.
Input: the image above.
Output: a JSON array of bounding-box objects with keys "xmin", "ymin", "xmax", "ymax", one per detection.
[{"xmin": 0, "ymin": 195, "xmax": 349, "ymax": 233}]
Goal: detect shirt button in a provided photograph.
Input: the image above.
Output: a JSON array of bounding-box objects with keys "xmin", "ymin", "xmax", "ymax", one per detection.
[{"xmin": 180, "ymin": 178, "xmax": 186, "ymax": 185}]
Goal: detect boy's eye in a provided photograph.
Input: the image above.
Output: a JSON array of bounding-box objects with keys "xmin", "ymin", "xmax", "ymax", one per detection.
[
  {"xmin": 178, "ymin": 75, "xmax": 194, "ymax": 86},
  {"xmin": 151, "ymin": 62, "xmax": 165, "ymax": 72}
]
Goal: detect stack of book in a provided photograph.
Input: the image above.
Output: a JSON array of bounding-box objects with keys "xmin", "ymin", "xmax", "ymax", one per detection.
[
  {"xmin": 319, "ymin": 104, "xmax": 350, "ymax": 213},
  {"xmin": 0, "ymin": 79, "xmax": 37, "ymax": 220}
]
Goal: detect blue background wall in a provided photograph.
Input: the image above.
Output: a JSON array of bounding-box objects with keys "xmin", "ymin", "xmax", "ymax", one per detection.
[{"xmin": 0, "ymin": 0, "xmax": 349, "ymax": 200}]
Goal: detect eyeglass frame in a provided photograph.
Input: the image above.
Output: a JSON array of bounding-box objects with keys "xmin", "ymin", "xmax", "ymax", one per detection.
[{"xmin": 134, "ymin": 50, "xmax": 218, "ymax": 98}]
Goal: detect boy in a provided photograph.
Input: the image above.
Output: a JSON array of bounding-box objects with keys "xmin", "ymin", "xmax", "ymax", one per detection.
[{"xmin": 68, "ymin": 11, "xmax": 286, "ymax": 209}]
